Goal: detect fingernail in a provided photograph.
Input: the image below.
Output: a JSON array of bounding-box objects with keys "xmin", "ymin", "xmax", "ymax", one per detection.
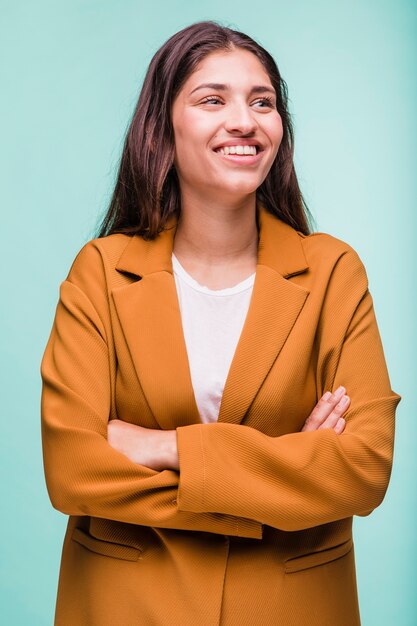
[
  {"xmin": 336, "ymin": 386, "xmax": 346, "ymax": 395},
  {"xmin": 323, "ymin": 391, "xmax": 331, "ymax": 400},
  {"xmin": 339, "ymin": 395, "xmax": 349, "ymax": 405}
]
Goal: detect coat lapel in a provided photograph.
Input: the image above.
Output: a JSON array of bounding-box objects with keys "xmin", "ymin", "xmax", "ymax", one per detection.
[{"xmin": 112, "ymin": 202, "xmax": 310, "ymax": 429}]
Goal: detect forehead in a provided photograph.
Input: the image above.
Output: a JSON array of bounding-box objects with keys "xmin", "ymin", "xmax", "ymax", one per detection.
[{"xmin": 186, "ymin": 48, "xmax": 272, "ymax": 87}]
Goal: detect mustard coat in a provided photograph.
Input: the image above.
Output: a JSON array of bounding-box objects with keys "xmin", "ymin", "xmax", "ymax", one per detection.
[{"xmin": 40, "ymin": 202, "xmax": 401, "ymax": 625}]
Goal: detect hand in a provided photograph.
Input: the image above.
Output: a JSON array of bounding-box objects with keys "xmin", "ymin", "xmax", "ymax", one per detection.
[
  {"xmin": 301, "ymin": 386, "xmax": 350, "ymax": 434},
  {"xmin": 107, "ymin": 420, "xmax": 179, "ymax": 471}
]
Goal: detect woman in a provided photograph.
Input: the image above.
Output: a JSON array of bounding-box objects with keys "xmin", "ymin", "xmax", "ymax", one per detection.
[{"xmin": 40, "ymin": 20, "xmax": 401, "ymax": 625}]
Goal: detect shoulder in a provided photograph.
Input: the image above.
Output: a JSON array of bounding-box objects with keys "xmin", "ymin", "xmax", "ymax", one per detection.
[
  {"xmin": 67, "ymin": 233, "xmax": 132, "ymax": 272},
  {"xmin": 299, "ymin": 228, "xmax": 359, "ymax": 262},
  {"xmin": 299, "ymin": 229, "xmax": 368, "ymax": 282},
  {"xmin": 65, "ymin": 234, "xmax": 132, "ymax": 285},
  {"xmin": 293, "ymin": 229, "xmax": 370, "ymax": 299}
]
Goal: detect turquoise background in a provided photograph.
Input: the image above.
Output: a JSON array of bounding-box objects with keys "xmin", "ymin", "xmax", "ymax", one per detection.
[{"xmin": 1, "ymin": 1, "xmax": 415, "ymax": 624}]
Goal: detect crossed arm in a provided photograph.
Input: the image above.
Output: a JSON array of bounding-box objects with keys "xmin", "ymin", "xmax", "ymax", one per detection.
[{"xmin": 107, "ymin": 385, "xmax": 350, "ymax": 471}]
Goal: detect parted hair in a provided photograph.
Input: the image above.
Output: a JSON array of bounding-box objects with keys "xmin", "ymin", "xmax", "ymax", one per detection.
[{"xmin": 95, "ymin": 20, "xmax": 314, "ymax": 240}]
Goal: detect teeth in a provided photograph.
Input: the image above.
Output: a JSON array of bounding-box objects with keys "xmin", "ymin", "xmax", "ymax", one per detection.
[{"xmin": 217, "ymin": 145, "xmax": 258, "ymax": 156}]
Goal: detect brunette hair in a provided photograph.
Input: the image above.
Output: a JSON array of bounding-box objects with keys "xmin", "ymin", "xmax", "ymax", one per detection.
[{"xmin": 95, "ymin": 20, "xmax": 315, "ymax": 240}]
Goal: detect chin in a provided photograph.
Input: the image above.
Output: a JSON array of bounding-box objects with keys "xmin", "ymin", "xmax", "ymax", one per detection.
[
  {"xmin": 215, "ymin": 178, "xmax": 261, "ymax": 196},
  {"xmin": 228, "ymin": 185, "xmax": 260, "ymax": 198}
]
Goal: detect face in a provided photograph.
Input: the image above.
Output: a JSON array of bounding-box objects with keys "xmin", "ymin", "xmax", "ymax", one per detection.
[{"xmin": 171, "ymin": 48, "xmax": 283, "ymax": 202}]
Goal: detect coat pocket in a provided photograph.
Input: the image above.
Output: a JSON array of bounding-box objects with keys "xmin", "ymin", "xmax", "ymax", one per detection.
[
  {"xmin": 71, "ymin": 527, "xmax": 142, "ymax": 562},
  {"xmin": 284, "ymin": 538, "xmax": 353, "ymax": 573}
]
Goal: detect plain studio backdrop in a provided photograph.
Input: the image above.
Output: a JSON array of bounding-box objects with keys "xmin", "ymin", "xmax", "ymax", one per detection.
[{"xmin": 0, "ymin": 1, "xmax": 415, "ymax": 624}]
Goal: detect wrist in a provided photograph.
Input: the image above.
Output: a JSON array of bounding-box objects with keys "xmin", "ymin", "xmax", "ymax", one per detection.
[{"xmin": 163, "ymin": 430, "xmax": 179, "ymax": 471}]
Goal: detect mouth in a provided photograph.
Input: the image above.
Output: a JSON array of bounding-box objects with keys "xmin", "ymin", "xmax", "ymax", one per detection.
[
  {"xmin": 213, "ymin": 144, "xmax": 263, "ymax": 165},
  {"xmin": 214, "ymin": 144, "xmax": 261, "ymax": 156}
]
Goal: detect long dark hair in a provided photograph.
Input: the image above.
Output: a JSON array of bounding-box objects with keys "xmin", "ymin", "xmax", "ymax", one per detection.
[{"xmin": 95, "ymin": 20, "xmax": 315, "ymax": 240}]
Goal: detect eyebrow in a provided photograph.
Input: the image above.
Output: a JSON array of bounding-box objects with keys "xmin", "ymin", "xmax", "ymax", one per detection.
[{"xmin": 189, "ymin": 83, "xmax": 276, "ymax": 97}]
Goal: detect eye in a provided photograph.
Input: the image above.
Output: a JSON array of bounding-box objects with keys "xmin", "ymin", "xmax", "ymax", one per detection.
[
  {"xmin": 253, "ymin": 96, "xmax": 276, "ymax": 109},
  {"xmin": 200, "ymin": 96, "xmax": 223, "ymax": 105}
]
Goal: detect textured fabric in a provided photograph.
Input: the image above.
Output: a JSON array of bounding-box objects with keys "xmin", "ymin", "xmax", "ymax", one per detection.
[
  {"xmin": 172, "ymin": 251, "xmax": 255, "ymax": 423},
  {"xmin": 40, "ymin": 201, "xmax": 401, "ymax": 625}
]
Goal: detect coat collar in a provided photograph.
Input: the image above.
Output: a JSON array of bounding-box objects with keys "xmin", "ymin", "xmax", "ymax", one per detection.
[
  {"xmin": 115, "ymin": 201, "xmax": 309, "ymax": 279},
  {"xmin": 112, "ymin": 201, "xmax": 310, "ymax": 429}
]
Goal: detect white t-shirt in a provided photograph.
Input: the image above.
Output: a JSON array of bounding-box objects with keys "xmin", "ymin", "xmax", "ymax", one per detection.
[{"xmin": 172, "ymin": 252, "xmax": 256, "ymax": 423}]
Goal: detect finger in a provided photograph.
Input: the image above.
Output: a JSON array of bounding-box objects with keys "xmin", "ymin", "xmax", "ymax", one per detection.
[
  {"xmin": 333, "ymin": 417, "xmax": 346, "ymax": 435},
  {"xmin": 319, "ymin": 395, "xmax": 350, "ymax": 430},
  {"xmin": 302, "ymin": 387, "xmax": 346, "ymax": 432}
]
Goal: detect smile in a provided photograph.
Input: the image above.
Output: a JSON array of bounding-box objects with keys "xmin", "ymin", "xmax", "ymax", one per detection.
[
  {"xmin": 213, "ymin": 145, "xmax": 263, "ymax": 165},
  {"xmin": 215, "ymin": 145, "xmax": 258, "ymax": 156}
]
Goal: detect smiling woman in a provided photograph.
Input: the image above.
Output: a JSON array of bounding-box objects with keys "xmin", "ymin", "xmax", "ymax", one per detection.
[{"xmin": 40, "ymin": 19, "xmax": 401, "ymax": 626}]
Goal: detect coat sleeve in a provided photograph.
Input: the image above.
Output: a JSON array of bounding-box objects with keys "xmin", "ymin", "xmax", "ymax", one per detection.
[
  {"xmin": 40, "ymin": 242, "xmax": 262, "ymax": 539},
  {"xmin": 175, "ymin": 247, "xmax": 402, "ymax": 532}
]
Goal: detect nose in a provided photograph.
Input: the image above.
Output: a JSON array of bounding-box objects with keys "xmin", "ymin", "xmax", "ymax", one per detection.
[{"xmin": 224, "ymin": 101, "xmax": 258, "ymax": 135}]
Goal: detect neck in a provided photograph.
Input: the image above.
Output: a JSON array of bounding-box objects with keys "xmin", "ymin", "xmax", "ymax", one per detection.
[{"xmin": 172, "ymin": 191, "xmax": 259, "ymax": 268}]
